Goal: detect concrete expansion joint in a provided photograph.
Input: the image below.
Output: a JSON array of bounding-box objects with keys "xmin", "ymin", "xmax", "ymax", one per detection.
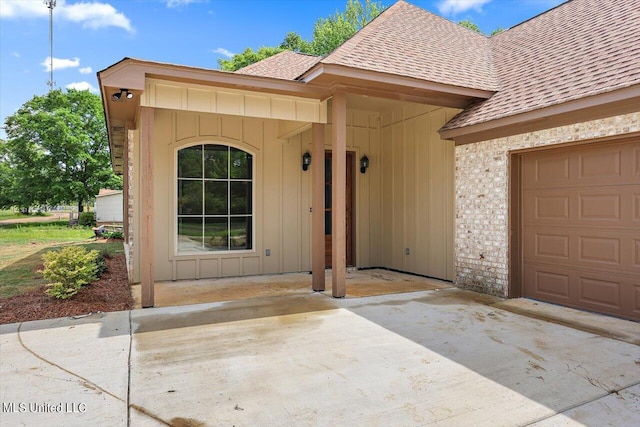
[{"xmin": 521, "ymin": 380, "xmax": 640, "ymax": 427}]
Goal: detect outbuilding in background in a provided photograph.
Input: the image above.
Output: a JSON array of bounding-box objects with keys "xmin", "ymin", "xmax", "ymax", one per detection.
[{"xmin": 94, "ymin": 189, "xmax": 123, "ymax": 225}]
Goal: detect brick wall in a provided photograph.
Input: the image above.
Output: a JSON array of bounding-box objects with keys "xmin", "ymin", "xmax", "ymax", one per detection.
[
  {"xmin": 124, "ymin": 133, "xmax": 135, "ymax": 281},
  {"xmin": 454, "ymin": 112, "xmax": 640, "ymax": 297}
]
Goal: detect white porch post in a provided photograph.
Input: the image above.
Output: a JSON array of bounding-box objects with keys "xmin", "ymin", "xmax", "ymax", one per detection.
[
  {"xmin": 331, "ymin": 93, "xmax": 347, "ymax": 298},
  {"xmin": 139, "ymin": 107, "xmax": 155, "ymax": 308}
]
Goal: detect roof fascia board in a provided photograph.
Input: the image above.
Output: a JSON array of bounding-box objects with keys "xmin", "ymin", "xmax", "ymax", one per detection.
[
  {"xmin": 98, "ymin": 58, "xmax": 329, "ymax": 99},
  {"xmin": 303, "ymin": 63, "xmax": 495, "ymax": 99},
  {"xmin": 441, "ymin": 85, "xmax": 640, "ymax": 145}
]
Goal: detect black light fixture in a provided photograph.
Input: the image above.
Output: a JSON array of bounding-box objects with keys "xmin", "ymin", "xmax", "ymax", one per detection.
[
  {"xmin": 360, "ymin": 155, "xmax": 369, "ymax": 174},
  {"xmin": 302, "ymin": 152, "xmax": 312, "ymax": 171},
  {"xmin": 112, "ymin": 88, "xmax": 134, "ymax": 101}
]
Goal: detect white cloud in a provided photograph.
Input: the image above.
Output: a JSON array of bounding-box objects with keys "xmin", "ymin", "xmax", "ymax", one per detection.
[
  {"xmin": 79, "ymin": 66, "xmax": 92, "ymax": 74},
  {"xmin": 62, "ymin": 2, "xmax": 133, "ymax": 32},
  {"xmin": 212, "ymin": 47, "xmax": 234, "ymax": 58},
  {"xmin": 66, "ymin": 81, "xmax": 98, "ymax": 92},
  {"xmin": 0, "ymin": 0, "xmax": 133, "ymax": 33},
  {"xmin": 165, "ymin": 0, "xmax": 205, "ymax": 8},
  {"xmin": 41, "ymin": 56, "xmax": 80, "ymax": 72},
  {"xmin": 437, "ymin": 0, "xmax": 492, "ymax": 15},
  {"xmin": 11, "ymin": 51, "xmax": 21, "ymax": 58}
]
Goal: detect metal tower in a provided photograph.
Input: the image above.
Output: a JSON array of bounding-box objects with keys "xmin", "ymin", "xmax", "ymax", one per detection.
[{"xmin": 44, "ymin": 0, "xmax": 56, "ymax": 91}]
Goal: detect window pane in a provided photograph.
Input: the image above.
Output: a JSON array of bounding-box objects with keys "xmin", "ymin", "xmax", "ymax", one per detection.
[
  {"xmin": 230, "ymin": 148, "xmax": 252, "ymax": 179},
  {"xmin": 325, "ymin": 156, "xmax": 331, "ymax": 182},
  {"xmin": 178, "ymin": 180, "xmax": 202, "ymax": 215},
  {"xmin": 205, "ymin": 181, "xmax": 228, "ymax": 215},
  {"xmin": 230, "ymin": 216, "xmax": 251, "ymax": 250},
  {"xmin": 204, "ymin": 217, "xmax": 228, "ymax": 251},
  {"xmin": 178, "ymin": 146, "xmax": 202, "ymax": 178},
  {"xmin": 204, "ymin": 145, "xmax": 228, "ymax": 179},
  {"xmin": 325, "ymin": 211, "xmax": 331, "ymax": 235},
  {"xmin": 230, "ymin": 182, "xmax": 251, "ymax": 214},
  {"xmin": 178, "ymin": 217, "xmax": 203, "ymax": 251},
  {"xmin": 325, "ymin": 184, "xmax": 331, "ymax": 209}
]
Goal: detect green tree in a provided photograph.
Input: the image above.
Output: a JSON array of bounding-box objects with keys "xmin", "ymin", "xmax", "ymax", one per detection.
[
  {"xmin": 218, "ymin": 0, "xmax": 385, "ymax": 71},
  {"xmin": 218, "ymin": 46, "xmax": 285, "ymax": 72},
  {"xmin": 490, "ymin": 27, "xmax": 506, "ymax": 36},
  {"xmin": 2, "ymin": 89, "xmax": 121, "ymax": 212},
  {"xmin": 458, "ymin": 20, "xmax": 483, "ymax": 34},
  {"xmin": 309, "ymin": 0, "xmax": 384, "ymax": 55},
  {"xmin": 279, "ymin": 32, "xmax": 310, "ymax": 52}
]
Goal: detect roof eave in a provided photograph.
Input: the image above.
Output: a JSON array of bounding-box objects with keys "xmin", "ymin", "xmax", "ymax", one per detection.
[
  {"xmin": 440, "ymin": 85, "xmax": 640, "ymax": 145},
  {"xmin": 302, "ymin": 63, "xmax": 496, "ymax": 108}
]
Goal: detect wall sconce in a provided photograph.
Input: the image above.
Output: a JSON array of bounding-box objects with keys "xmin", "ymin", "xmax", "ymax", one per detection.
[
  {"xmin": 360, "ymin": 155, "xmax": 369, "ymax": 174},
  {"xmin": 302, "ymin": 152, "xmax": 311, "ymax": 171},
  {"xmin": 112, "ymin": 88, "xmax": 134, "ymax": 101}
]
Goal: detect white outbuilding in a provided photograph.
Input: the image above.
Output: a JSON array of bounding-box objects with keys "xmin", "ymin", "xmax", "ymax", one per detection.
[{"xmin": 94, "ymin": 189, "xmax": 123, "ymax": 224}]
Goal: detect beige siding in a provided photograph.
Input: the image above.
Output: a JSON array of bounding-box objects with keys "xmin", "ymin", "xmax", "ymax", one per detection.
[
  {"xmin": 380, "ymin": 105, "xmax": 457, "ymax": 281},
  {"xmin": 131, "ymin": 102, "xmax": 457, "ymax": 282},
  {"xmin": 144, "ymin": 79, "xmax": 327, "ymax": 123}
]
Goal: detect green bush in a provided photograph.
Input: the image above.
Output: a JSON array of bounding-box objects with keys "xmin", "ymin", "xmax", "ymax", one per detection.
[
  {"xmin": 105, "ymin": 230, "xmax": 123, "ymax": 239},
  {"xmin": 79, "ymin": 211, "xmax": 95, "ymax": 227},
  {"xmin": 42, "ymin": 246, "xmax": 100, "ymax": 299}
]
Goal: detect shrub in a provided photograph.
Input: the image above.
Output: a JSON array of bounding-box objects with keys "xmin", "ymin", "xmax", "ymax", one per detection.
[
  {"xmin": 105, "ymin": 230, "xmax": 123, "ymax": 240},
  {"xmin": 42, "ymin": 246, "xmax": 100, "ymax": 299},
  {"xmin": 79, "ymin": 211, "xmax": 95, "ymax": 227}
]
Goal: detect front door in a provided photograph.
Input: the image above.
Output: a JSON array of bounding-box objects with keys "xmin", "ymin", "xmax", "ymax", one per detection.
[{"xmin": 325, "ymin": 152, "xmax": 353, "ymax": 268}]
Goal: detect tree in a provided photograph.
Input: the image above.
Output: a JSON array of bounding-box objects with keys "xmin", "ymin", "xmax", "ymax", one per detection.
[
  {"xmin": 458, "ymin": 20, "xmax": 483, "ymax": 34},
  {"xmin": 218, "ymin": 0, "xmax": 385, "ymax": 71},
  {"xmin": 218, "ymin": 46, "xmax": 285, "ymax": 72},
  {"xmin": 2, "ymin": 89, "xmax": 121, "ymax": 212},
  {"xmin": 459, "ymin": 20, "xmax": 506, "ymax": 36},
  {"xmin": 279, "ymin": 32, "xmax": 310, "ymax": 52}
]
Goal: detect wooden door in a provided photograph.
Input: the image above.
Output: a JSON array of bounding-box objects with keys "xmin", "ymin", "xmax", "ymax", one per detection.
[{"xmin": 325, "ymin": 152, "xmax": 353, "ymax": 268}]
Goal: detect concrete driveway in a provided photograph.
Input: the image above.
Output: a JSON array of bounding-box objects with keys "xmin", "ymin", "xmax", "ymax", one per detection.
[{"xmin": 1, "ymin": 288, "xmax": 639, "ymax": 426}]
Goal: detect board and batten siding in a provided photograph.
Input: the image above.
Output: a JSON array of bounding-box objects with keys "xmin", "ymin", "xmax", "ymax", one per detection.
[
  {"xmin": 380, "ymin": 105, "xmax": 457, "ymax": 281},
  {"xmin": 129, "ymin": 103, "xmax": 457, "ymax": 282}
]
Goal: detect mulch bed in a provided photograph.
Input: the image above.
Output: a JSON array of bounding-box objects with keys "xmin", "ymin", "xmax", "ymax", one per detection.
[{"xmin": 0, "ymin": 254, "xmax": 133, "ymax": 324}]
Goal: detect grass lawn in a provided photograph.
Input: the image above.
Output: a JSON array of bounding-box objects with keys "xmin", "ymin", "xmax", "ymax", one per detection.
[
  {"xmin": 0, "ymin": 210, "xmax": 51, "ymax": 221},
  {"xmin": 0, "ymin": 222, "xmax": 124, "ymax": 298}
]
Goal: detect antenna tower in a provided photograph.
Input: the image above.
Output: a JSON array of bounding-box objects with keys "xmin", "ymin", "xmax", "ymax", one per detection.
[{"xmin": 44, "ymin": 0, "xmax": 56, "ymax": 90}]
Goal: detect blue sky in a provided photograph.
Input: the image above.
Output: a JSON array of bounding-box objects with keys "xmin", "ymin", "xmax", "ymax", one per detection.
[{"xmin": 0, "ymin": 0, "xmax": 564, "ymax": 138}]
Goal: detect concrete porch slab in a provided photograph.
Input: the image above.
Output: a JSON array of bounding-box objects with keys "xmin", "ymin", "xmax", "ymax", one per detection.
[{"xmin": 131, "ymin": 268, "xmax": 453, "ymax": 308}]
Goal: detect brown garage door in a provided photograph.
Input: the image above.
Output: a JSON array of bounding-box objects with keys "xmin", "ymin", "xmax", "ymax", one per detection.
[{"xmin": 521, "ymin": 139, "xmax": 640, "ymax": 321}]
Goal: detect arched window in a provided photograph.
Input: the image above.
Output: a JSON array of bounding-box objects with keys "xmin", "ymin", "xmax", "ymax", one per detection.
[{"xmin": 177, "ymin": 144, "xmax": 253, "ymax": 252}]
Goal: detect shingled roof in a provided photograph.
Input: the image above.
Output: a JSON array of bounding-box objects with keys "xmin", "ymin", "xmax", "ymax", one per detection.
[
  {"xmin": 320, "ymin": 0, "xmax": 498, "ymax": 92},
  {"xmin": 234, "ymin": 0, "xmax": 639, "ymax": 133},
  {"xmin": 442, "ymin": 0, "xmax": 640, "ymax": 131},
  {"xmin": 235, "ymin": 50, "xmax": 321, "ymax": 81}
]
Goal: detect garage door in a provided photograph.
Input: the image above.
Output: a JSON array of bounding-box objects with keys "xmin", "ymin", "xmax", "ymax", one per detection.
[{"xmin": 521, "ymin": 139, "xmax": 640, "ymax": 321}]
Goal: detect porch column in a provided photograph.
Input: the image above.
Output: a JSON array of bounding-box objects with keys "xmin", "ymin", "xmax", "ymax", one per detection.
[
  {"xmin": 139, "ymin": 107, "xmax": 155, "ymax": 308},
  {"xmin": 312, "ymin": 123, "xmax": 326, "ymax": 291},
  {"xmin": 331, "ymin": 93, "xmax": 347, "ymax": 298}
]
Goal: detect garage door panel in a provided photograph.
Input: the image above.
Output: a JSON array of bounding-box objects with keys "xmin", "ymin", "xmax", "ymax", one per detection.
[
  {"xmin": 577, "ymin": 276, "xmax": 622, "ymax": 310},
  {"xmin": 521, "ymin": 139, "xmax": 639, "ymax": 321},
  {"xmin": 523, "ymin": 186, "xmax": 638, "ymax": 228},
  {"xmin": 524, "ymin": 227, "xmax": 638, "ymax": 273},
  {"xmin": 522, "ymin": 141, "xmax": 638, "ymax": 189},
  {"xmin": 523, "ymin": 263, "xmax": 636, "ymax": 319},
  {"xmin": 523, "ymin": 264, "xmax": 570, "ymax": 300}
]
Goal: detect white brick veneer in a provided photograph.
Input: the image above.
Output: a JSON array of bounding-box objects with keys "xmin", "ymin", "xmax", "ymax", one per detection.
[{"xmin": 454, "ymin": 112, "xmax": 640, "ymax": 297}]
